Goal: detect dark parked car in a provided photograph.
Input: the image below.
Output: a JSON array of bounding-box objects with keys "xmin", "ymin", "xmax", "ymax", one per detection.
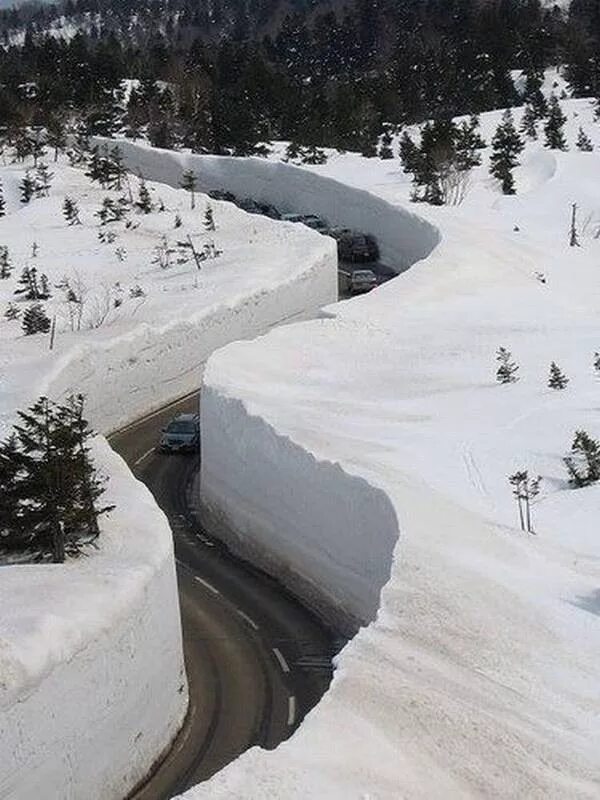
[
  {"xmin": 350, "ymin": 269, "xmax": 378, "ymax": 294},
  {"xmin": 158, "ymin": 413, "xmax": 200, "ymax": 453}
]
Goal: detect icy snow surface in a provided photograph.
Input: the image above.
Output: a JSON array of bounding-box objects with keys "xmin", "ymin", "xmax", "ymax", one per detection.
[
  {"xmin": 0, "ymin": 153, "xmax": 336, "ymax": 799},
  {"xmin": 190, "ymin": 98, "xmax": 600, "ymax": 798}
]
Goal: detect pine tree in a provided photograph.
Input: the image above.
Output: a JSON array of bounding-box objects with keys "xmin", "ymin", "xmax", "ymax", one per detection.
[
  {"xmin": 30, "ymin": 134, "xmax": 46, "ymax": 168},
  {"xmin": 520, "ymin": 105, "xmax": 538, "ymax": 140},
  {"xmin": 46, "ymin": 114, "xmax": 66, "ymax": 162},
  {"xmin": 22, "ymin": 303, "xmax": 51, "ymax": 335},
  {"xmin": 496, "ymin": 346, "xmax": 519, "ymax": 383},
  {"xmin": 35, "ymin": 162, "xmax": 54, "ymax": 197},
  {"xmin": 63, "ymin": 196, "xmax": 82, "ymax": 225},
  {"xmin": 135, "ymin": 179, "xmax": 153, "ymax": 213},
  {"xmin": 490, "ymin": 110, "xmax": 524, "ymax": 195},
  {"xmin": 378, "ymin": 128, "xmax": 394, "ymax": 159},
  {"xmin": 107, "ymin": 146, "xmax": 127, "ymax": 191},
  {"xmin": 4, "ymin": 302, "xmax": 20, "ymax": 320},
  {"xmin": 576, "ymin": 127, "xmax": 593, "ymax": 152},
  {"xmin": 0, "ymin": 246, "xmax": 12, "ymax": 279},
  {"xmin": 548, "ymin": 361, "xmax": 569, "ymax": 389},
  {"xmin": 38, "ymin": 273, "xmax": 51, "ymax": 300},
  {"xmin": 0, "ymin": 395, "xmax": 113, "ymax": 561},
  {"xmin": 398, "ymin": 131, "xmax": 421, "ymax": 174},
  {"xmin": 204, "ymin": 203, "xmax": 215, "ymax": 232},
  {"xmin": 20, "ymin": 171, "xmax": 35, "ymax": 203},
  {"xmin": 564, "ymin": 430, "xmax": 600, "ymax": 487},
  {"xmin": 594, "ymin": 352, "xmax": 600, "ymax": 375},
  {"xmin": 0, "ymin": 179, "xmax": 5, "ymax": 217},
  {"xmin": 174, "ymin": 213, "xmax": 182, "ymax": 228},
  {"xmin": 14, "ymin": 266, "xmax": 41, "ymax": 300},
  {"xmin": 180, "ymin": 170, "xmax": 197, "ymax": 210},
  {"xmin": 544, "ymin": 95, "xmax": 568, "ymax": 151}
]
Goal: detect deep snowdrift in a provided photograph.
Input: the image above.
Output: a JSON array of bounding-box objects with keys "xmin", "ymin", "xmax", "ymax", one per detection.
[
  {"xmin": 0, "ymin": 154, "xmax": 336, "ymax": 799},
  {"xmin": 190, "ymin": 97, "xmax": 600, "ymax": 797}
]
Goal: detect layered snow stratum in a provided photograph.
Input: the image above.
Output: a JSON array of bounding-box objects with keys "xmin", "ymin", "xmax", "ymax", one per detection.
[
  {"xmin": 190, "ymin": 98, "xmax": 600, "ymax": 797},
  {"xmin": 0, "ymin": 154, "xmax": 336, "ymax": 798}
]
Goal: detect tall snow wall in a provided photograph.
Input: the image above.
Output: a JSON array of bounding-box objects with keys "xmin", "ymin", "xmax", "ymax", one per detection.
[
  {"xmin": 99, "ymin": 139, "xmax": 440, "ymax": 271},
  {"xmin": 1, "ymin": 153, "xmax": 337, "ymax": 799}
]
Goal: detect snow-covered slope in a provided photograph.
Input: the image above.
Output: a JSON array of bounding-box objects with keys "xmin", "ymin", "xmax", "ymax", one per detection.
[
  {"xmin": 190, "ymin": 97, "xmax": 600, "ymax": 797},
  {"xmin": 0, "ymin": 154, "xmax": 336, "ymax": 799}
]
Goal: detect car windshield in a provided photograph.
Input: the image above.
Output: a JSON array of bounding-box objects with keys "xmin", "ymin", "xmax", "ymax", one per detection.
[{"xmin": 166, "ymin": 421, "xmax": 196, "ymax": 434}]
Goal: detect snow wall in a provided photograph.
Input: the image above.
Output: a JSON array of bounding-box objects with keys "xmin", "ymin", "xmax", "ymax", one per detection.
[
  {"xmin": 1, "ymin": 146, "xmax": 338, "ymax": 800},
  {"xmin": 200, "ymin": 390, "xmax": 399, "ymax": 633},
  {"xmin": 100, "ymin": 138, "xmax": 440, "ymax": 272},
  {"xmin": 0, "ymin": 442, "xmax": 186, "ymax": 800}
]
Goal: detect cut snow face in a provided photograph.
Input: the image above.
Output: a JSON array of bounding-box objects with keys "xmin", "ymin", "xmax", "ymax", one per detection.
[{"xmin": 189, "ymin": 94, "xmax": 600, "ymax": 799}]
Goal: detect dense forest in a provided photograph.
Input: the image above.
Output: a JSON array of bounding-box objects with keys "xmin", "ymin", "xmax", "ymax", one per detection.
[{"xmin": 0, "ymin": 0, "xmax": 599, "ymax": 155}]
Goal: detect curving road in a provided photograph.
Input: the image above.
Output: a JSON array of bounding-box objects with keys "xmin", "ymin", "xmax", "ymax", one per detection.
[{"xmin": 109, "ymin": 393, "xmax": 340, "ymax": 799}]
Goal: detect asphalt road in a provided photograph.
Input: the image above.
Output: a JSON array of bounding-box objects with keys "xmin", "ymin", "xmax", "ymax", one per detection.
[{"xmin": 109, "ymin": 394, "xmax": 340, "ymax": 799}]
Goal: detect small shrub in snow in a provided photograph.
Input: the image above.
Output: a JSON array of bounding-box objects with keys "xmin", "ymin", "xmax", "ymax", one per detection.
[
  {"xmin": 0, "ymin": 246, "xmax": 12, "ymax": 279},
  {"xmin": 548, "ymin": 361, "xmax": 569, "ymax": 390},
  {"xmin": 174, "ymin": 213, "xmax": 182, "ymax": 228},
  {"xmin": 508, "ymin": 470, "xmax": 541, "ymax": 533},
  {"xmin": 129, "ymin": 284, "xmax": 145, "ymax": 298},
  {"xmin": 0, "ymin": 178, "xmax": 5, "ymax": 216},
  {"xmin": 204, "ymin": 203, "xmax": 215, "ymax": 232},
  {"xmin": 180, "ymin": 169, "xmax": 197, "ymax": 210},
  {"xmin": 378, "ymin": 127, "xmax": 394, "ymax": 159},
  {"xmin": 576, "ymin": 127, "xmax": 593, "ymax": 152},
  {"xmin": 564, "ymin": 430, "xmax": 600, "ymax": 488},
  {"xmin": 398, "ymin": 131, "xmax": 421, "ymax": 173},
  {"xmin": 20, "ymin": 171, "xmax": 35, "ymax": 203},
  {"xmin": 301, "ymin": 145, "xmax": 328, "ymax": 165},
  {"xmin": 544, "ymin": 95, "xmax": 568, "ymax": 151},
  {"xmin": 593, "ymin": 352, "xmax": 600, "ymax": 375},
  {"xmin": 31, "ymin": 241, "xmax": 39, "ymax": 258},
  {"xmin": 115, "ymin": 246, "xmax": 127, "ymax": 262},
  {"xmin": 0, "ymin": 395, "xmax": 113, "ymax": 563},
  {"xmin": 152, "ymin": 235, "xmax": 175, "ymax": 269},
  {"xmin": 21, "ymin": 303, "xmax": 51, "ymax": 335},
  {"xmin": 96, "ymin": 196, "xmax": 128, "ymax": 225},
  {"xmin": 63, "ymin": 196, "xmax": 82, "ymax": 225},
  {"xmin": 4, "ymin": 302, "xmax": 20, "ymax": 320},
  {"xmin": 496, "ymin": 347, "xmax": 519, "ymax": 384},
  {"xmin": 135, "ymin": 179, "xmax": 153, "ymax": 213},
  {"xmin": 490, "ymin": 110, "xmax": 524, "ymax": 195}
]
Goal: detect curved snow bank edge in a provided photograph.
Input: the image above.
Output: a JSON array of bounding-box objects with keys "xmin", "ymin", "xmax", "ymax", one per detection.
[
  {"xmin": 0, "ymin": 441, "xmax": 187, "ymax": 800},
  {"xmin": 101, "ymin": 138, "xmax": 440, "ymax": 273},
  {"xmin": 200, "ymin": 389, "xmax": 399, "ymax": 634}
]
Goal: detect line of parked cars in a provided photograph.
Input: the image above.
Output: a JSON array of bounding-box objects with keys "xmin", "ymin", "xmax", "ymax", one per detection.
[{"xmin": 207, "ymin": 189, "xmax": 380, "ymax": 265}]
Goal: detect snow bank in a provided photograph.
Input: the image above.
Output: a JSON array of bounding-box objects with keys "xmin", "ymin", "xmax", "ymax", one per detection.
[
  {"xmin": 102, "ymin": 138, "xmax": 440, "ymax": 272},
  {"xmin": 188, "ymin": 98, "xmax": 600, "ymax": 798},
  {"xmin": 0, "ymin": 441, "xmax": 186, "ymax": 800},
  {"xmin": 201, "ymin": 389, "xmax": 398, "ymax": 632},
  {"xmin": 1, "ymin": 153, "xmax": 336, "ymax": 798}
]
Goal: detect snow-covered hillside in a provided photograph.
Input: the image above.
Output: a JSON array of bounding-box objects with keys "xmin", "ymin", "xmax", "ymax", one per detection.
[{"xmin": 192, "ymin": 96, "xmax": 600, "ymax": 798}]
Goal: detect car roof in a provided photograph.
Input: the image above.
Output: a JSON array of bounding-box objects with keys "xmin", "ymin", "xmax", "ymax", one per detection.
[{"xmin": 173, "ymin": 413, "xmax": 198, "ymax": 422}]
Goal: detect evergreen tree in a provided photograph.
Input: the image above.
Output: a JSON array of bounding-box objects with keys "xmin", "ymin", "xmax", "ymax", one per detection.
[
  {"xmin": 564, "ymin": 430, "xmax": 600, "ymax": 488},
  {"xmin": 594, "ymin": 352, "xmax": 600, "ymax": 375},
  {"xmin": 496, "ymin": 346, "xmax": 519, "ymax": 383},
  {"xmin": 0, "ymin": 179, "xmax": 5, "ymax": 217},
  {"xmin": 46, "ymin": 114, "xmax": 66, "ymax": 162},
  {"xmin": 0, "ymin": 395, "xmax": 113, "ymax": 561},
  {"xmin": 30, "ymin": 134, "xmax": 46, "ymax": 168},
  {"xmin": 490, "ymin": 110, "xmax": 524, "ymax": 195},
  {"xmin": 4, "ymin": 302, "xmax": 20, "ymax": 320},
  {"xmin": 520, "ymin": 105, "xmax": 538, "ymax": 140},
  {"xmin": 204, "ymin": 203, "xmax": 215, "ymax": 232},
  {"xmin": 14, "ymin": 266, "xmax": 41, "ymax": 300},
  {"xmin": 378, "ymin": 128, "xmax": 394, "ymax": 159},
  {"xmin": 576, "ymin": 127, "xmax": 593, "ymax": 152},
  {"xmin": 174, "ymin": 213, "xmax": 182, "ymax": 229},
  {"xmin": 107, "ymin": 147, "xmax": 127, "ymax": 191},
  {"xmin": 544, "ymin": 95, "xmax": 568, "ymax": 151},
  {"xmin": 180, "ymin": 170, "xmax": 197, "ymax": 209},
  {"xmin": 20, "ymin": 171, "xmax": 35, "ymax": 203},
  {"xmin": 135, "ymin": 179, "xmax": 153, "ymax": 213},
  {"xmin": 38, "ymin": 273, "xmax": 51, "ymax": 300},
  {"xmin": 35, "ymin": 162, "xmax": 54, "ymax": 197},
  {"xmin": 398, "ymin": 131, "xmax": 421, "ymax": 174},
  {"xmin": 22, "ymin": 303, "xmax": 51, "ymax": 335},
  {"xmin": 63, "ymin": 196, "xmax": 82, "ymax": 225},
  {"xmin": 548, "ymin": 361, "xmax": 569, "ymax": 389},
  {"xmin": 0, "ymin": 246, "xmax": 12, "ymax": 279}
]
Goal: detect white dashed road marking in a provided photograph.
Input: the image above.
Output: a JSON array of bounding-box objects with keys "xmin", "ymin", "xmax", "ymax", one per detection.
[
  {"xmin": 134, "ymin": 447, "xmax": 155, "ymax": 466},
  {"xmin": 287, "ymin": 695, "xmax": 296, "ymax": 726},
  {"xmin": 193, "ymin": 576, "xmax": 220, "ymax": 595},
  {"xmin": 272, "ymin": 647, "xmax": 290, "ymax": 673},
  {"xmin": 235, "ymin": 608, "xmax": 259, "ymax": 630}
]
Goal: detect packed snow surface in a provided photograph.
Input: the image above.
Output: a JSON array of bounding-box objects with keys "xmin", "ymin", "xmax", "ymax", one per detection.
[{"xmin": 191, "ymin": 97, "xmax": 600, "ymax": 798}]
